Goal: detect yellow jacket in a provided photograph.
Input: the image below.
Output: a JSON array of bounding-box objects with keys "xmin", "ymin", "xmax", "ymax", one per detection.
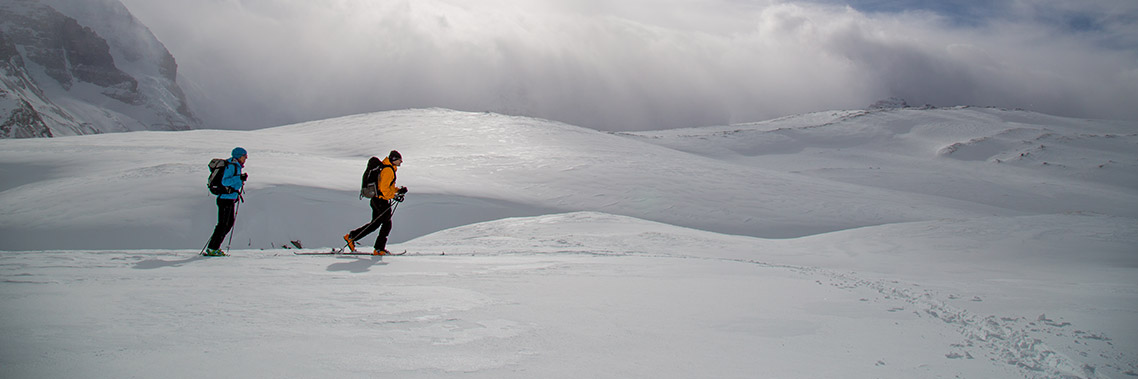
[{"xmin": 376, "ymin": 158, "xmax": 400, "ymax": 200}]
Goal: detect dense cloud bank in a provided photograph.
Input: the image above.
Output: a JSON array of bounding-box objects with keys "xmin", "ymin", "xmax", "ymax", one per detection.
[{"xmin": 118, "ymin": 0, "xmax": 1138, "ymax": 130}]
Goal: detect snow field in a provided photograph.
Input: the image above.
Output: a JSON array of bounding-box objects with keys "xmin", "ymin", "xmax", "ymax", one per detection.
[{"xmin": 1, "ymin": 107, "xmax": 1136, "ymax": 378}]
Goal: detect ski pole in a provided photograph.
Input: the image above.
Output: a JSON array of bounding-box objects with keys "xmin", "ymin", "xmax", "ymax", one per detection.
[{"xmin": 341, "ymin": 195, "xmax": 404, "ymax": 250}]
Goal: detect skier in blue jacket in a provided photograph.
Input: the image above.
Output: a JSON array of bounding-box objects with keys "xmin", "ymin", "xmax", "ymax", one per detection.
[{"xmin": 205, "ymin": 147, "xmax": 248, "ymax": 256}]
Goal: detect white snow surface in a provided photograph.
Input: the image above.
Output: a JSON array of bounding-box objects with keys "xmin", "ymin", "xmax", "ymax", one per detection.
[{"xmin": 1, "ymin": 107, "xmax": 1136, "ymax": 378}]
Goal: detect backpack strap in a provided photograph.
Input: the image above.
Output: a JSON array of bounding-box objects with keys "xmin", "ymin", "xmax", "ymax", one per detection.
[{"xmin": 223, "ymin": 159, "xmax": 240, "ymax": 192}]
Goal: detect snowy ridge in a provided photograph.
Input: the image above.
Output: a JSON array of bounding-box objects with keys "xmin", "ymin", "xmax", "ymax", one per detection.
[{"xmin": 626, "ymin": 106, "xmax": 1137, "ymax": 217}]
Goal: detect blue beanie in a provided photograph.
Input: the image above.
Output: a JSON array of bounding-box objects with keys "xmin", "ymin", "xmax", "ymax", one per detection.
[{"xmin": 232, "ymin": 147, "xmax": 247, "ymax": 158}]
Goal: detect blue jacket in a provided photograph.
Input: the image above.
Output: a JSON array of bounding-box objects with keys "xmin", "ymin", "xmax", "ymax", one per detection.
[{"xmin": 218, "ymin": 157, "xmax": 244, "ymax": 199}]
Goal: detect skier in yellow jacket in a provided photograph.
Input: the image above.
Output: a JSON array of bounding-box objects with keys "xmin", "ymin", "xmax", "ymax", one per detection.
[{"xmin": 344, "ymin": 150, "xmax": 406, "ymax": 255}]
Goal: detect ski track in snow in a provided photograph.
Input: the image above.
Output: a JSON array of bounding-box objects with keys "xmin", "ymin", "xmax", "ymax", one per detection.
[
  {"xmin": 1, "ymin": 244, "xmax": 1135, "ymax": 378},
  {"xmin": 600, "ymin": 250, "xmax": 1123, "ymax": 379},
  {"xmin": 809, "ymin": 269, "xmax": 1125, "ymax": 378},
  {"xmin": 297, "ymin": 249, "xmax": 1114, "ymax": 379},
  {"xmin": 277, "ymin": 245, "xmax": 1136, "ymax": 378},
  {"xmin": 613, "ymin": 251, "xmax": 1134, "ymax": 379}
]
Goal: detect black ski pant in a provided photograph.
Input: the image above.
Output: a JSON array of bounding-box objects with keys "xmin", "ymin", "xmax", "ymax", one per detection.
[
  {"xmin": 207, "ymin": 197, "xmax": 238, "ymax": 250},
  {"xmin": 348, "ymin": 197, "xmax": 393, "ymax": 251}
]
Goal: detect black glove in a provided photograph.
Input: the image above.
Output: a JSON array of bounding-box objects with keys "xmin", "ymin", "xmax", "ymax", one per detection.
[
  {"xmin": 393, "ymin": 193, "xmax": 406, "ymax": 203},
  {"xmin": 240, "ymin": 173, "xmax": 248, "ymax": 182},
  {"xmin": 397, "ymin": 186, "xmax": 408, "ymax": 194}
]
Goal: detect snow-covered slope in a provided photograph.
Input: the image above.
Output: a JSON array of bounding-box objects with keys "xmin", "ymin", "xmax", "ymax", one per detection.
[
  {"xmin": 4, "ymin": 107, "xmax": 1133, "ymax": 251},
  {"xmin": 1, "ymin": 107, "xmax": 1135, "ymax": 378}
]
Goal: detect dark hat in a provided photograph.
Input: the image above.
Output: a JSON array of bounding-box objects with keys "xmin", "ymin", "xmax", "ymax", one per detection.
[{"xmin": 389, "ymin": 150, "xmax": 402, "ymax": 161}]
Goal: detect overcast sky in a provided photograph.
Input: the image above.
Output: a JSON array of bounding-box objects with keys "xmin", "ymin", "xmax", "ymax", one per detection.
[{"xmin": 116, "ymin": 0, "xmax": 1138, "ymax": 131}]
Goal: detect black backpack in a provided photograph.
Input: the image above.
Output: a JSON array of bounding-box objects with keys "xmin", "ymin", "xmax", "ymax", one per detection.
[
  {"xmin": 360, "ymin": 157, "xmax": 396, "ymax": 199},
  {"xmin": 207, "ymin": 158, "xmax": 236, "ymax": 195},
  {"xmin": 360, "ymin": 157, "xmax": 382, "ymax": 199}
]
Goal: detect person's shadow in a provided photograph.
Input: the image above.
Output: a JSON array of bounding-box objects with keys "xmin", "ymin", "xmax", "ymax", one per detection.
[
  {"xmin": 133, "ymin": 255, "xmax": 207, "ymax": 269},
  {"xmin": 131, "ymin": 253, "xmax": 386, "ymax": 273},
  {"xmin": 327, "ymin": 256, "xmax": 387, "ymax": 273}
]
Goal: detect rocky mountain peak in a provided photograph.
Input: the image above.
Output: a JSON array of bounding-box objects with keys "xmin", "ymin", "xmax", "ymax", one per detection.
[{"xmin": 0, "ymin": 0, "xmax": 199, "ymax": 138}]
